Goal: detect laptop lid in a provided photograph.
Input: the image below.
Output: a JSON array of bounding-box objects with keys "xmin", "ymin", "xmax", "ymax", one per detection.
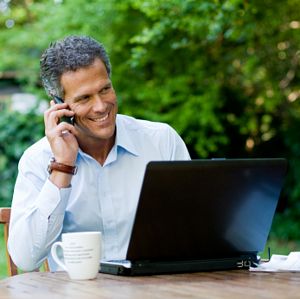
[{"xmin": 126, "ymin": 158, "xmax": 287, "ymax": 262}]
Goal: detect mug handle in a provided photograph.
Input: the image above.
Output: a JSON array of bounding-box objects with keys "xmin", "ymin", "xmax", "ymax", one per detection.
[{"xmin": 51, "ymin": 241, "xmax": 67, "ymax": 271}]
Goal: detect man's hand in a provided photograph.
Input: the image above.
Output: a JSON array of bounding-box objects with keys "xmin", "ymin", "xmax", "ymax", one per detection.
[{"xmin": 44, "ymin": 100, "xmax": 78, "ymax": 188}]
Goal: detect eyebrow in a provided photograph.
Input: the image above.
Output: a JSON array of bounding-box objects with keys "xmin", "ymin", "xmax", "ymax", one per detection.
[
  {"xmin": 72, "ymin": 82, "xmax": 112, "ymax": 102},
  {"xmin": 72, "ymin": 94, "xmax": 86, "ymax": 102},
  {"xmin": 101, "ymin": 82, "xmax": 112, "ymax": 90}
]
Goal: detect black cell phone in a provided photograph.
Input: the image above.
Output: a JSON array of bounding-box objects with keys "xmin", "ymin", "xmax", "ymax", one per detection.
[{"xmin": 53, "ymin": 95, "xmax": 74, "ymax": 125}]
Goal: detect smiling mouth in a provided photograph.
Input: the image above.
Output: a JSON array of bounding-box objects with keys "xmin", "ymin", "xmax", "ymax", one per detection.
[{"xmin": 90, "ymin": 113, "xmax": 109, "ymax": 122}]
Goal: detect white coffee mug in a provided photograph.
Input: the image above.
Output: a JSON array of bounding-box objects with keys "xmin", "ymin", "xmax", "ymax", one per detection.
[{"xmin": 51, "ymin": 231, "xmax": 101, "ymax": 280}]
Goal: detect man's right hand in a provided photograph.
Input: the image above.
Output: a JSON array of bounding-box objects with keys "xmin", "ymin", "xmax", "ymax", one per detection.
[{"xmin": 44, "ymin": 100, "xmax": 78, "ymax": 188}]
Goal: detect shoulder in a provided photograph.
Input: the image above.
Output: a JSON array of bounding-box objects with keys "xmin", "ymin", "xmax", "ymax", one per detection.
[
  {"xmin": 116, "ymin": 114, "xmax": 190, "ymax": 160},
  {"xmin": 19, "ymin": 137, "xmax": 52, "ymax": 171},
  {"xmin": 117, "ymin": 114, "xmax": 174, "ymax": 136},
  {"xmin": 22, "ymin": 136, "xmax": 51, "ymax": 157}
]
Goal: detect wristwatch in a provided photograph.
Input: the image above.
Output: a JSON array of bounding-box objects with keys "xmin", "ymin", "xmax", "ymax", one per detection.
[{"xmin": 47, "ymin": 158, "xmax": 78, "ymax": 175}]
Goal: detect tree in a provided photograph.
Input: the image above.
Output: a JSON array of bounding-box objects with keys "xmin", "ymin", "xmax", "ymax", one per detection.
[{"xmin": 0, "ymin": 0, "xmax": 300, "ymax": 238}]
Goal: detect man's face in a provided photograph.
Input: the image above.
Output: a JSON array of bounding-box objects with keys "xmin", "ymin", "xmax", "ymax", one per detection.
[{"xmin": 61, "ymin": 58, "xmax": 118, "ymax": 143}]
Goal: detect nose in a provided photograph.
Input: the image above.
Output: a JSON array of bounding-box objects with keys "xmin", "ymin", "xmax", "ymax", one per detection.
[{"xmin": 92, "ymin": 94, "xmax": 107, "ymax": 112}]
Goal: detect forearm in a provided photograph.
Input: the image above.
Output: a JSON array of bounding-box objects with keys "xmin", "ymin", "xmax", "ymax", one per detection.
[{"xmin": 8, "ymin": 178, "xmax": 71, "ymax": 271}]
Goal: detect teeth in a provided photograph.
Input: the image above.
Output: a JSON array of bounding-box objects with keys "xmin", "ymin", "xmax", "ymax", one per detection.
[{"xmin": 93, "ymin": 114, "xmax": 108, "ymax": 122}]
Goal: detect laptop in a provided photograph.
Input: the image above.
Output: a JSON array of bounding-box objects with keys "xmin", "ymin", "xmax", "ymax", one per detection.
[{"xmin": 100, "ymin": 158, "xmax": 288, "ymax": 275}]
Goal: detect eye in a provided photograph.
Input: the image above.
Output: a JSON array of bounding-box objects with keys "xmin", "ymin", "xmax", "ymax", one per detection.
[
  {"xmin": 79, "ymin": 95, "xmax": 90, "ymax": 101},
  {"xmin": 73, "ymin": 94, "xmax": 91, "ymax": 104},
  {"xmin": 100, "ymin": 85, "xmax": 112, "ymax": 94}
]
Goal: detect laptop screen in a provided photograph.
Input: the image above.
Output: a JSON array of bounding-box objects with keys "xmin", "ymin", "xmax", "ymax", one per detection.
[{"xmin": 126, "ymin": 158, "xmax": 287, "ymax": 261}]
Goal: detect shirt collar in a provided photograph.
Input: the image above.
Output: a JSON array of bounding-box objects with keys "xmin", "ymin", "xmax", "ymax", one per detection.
[
  {"xmin": 77, "ymin": 114, "xmax": 139, "ymax": 160},
  {"xmin": 115, "ymin": 114, "xmax": 139, "ymax": 156}
]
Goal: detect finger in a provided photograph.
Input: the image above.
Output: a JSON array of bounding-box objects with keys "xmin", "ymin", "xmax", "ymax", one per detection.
[
  {"xmin": 48, "ymin": 100, "xmax": 69, "ymax": 117},
  {"xmin": 56, "ymin": 122, "xmax": 77, "ymax": 136},
  {"xmin": 45, "ymin": 105, "xmax": 72, "ymax": 117},
  {"xmin": 49, "ymin": 100, "xmax": 69, "ymax": 109},
  {"xmin": 46, "ymin": 122, "xmax": 76, "ymax": 139},
  {"xmin": 44, "ymin": 103, "xmax": 67, "ymax": 120},
  {"xmin": 45, "ymin": 108, "xmax": 75, "ymax": 127}
]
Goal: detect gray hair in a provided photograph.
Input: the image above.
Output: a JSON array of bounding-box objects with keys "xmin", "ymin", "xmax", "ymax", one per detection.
[{"xmin": 40, "ymin": 35, "xmax": 111, "ymax": 98}]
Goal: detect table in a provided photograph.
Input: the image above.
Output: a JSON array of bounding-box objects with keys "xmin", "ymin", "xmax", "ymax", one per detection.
[{"xmin": 1, "ymin": 270, "xmax": 300, "ymax": 299}]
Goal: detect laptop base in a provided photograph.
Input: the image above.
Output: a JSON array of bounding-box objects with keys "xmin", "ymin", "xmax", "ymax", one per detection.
[{"xmin": 100, "ymin": 254, "xmax": 259, "ymax": 276}]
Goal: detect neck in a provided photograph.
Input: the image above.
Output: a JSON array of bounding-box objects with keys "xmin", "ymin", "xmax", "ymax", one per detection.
[{"xmin": 78, "ymin": 135, "xmax": 116, "ymax": 166}]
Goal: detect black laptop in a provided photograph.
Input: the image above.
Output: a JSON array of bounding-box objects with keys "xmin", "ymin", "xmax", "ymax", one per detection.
[{"xmin": 100, "ymin": 158, "xmax": 288, "ymax": 275}]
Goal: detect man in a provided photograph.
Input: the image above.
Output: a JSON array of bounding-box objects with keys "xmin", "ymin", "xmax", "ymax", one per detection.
[{"xmin": 8, "ymin": 35, "xmax": 190, "ymax": 271}]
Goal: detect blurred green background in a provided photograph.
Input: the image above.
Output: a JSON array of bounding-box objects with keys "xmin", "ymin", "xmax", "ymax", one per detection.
[{"xmin": 1, "ymin": 0, "xmax": 300, "ymax": 278}]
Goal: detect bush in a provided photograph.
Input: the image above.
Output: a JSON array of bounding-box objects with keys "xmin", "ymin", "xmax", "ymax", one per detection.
[
  {"xmin": 0, "ymin": 0, "xmax": 300, "ymax": 240},
  {"xmin": 0, "ymin": 106, "xmax": 44, "ymax": 206}
]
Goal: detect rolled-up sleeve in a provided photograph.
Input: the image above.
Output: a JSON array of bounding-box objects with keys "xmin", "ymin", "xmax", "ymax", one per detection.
[{"xmin": 8, "ymin": 152, "xmax": 71, "ymax": 271}]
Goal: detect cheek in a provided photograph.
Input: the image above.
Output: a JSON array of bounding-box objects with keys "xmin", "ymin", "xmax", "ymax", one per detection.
[
  {"xmin": 109, "ymin": 90, "xmax": 118, "ymax": 103},
  {"xmin": 70, "ymin": 103, "xmax": 90, "ymax": 116}
]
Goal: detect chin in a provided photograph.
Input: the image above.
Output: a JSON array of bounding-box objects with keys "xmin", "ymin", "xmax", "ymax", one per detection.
[
  {"xmin": 77, "ymin": 120, "xmax": 116, "ymax": 139},
  {"xmin": 91, "ymin": 127, "xmax": 116, "ymax": 141}
]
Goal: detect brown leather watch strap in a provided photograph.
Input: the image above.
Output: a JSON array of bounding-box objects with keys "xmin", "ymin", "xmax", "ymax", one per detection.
[{"xmin": 47, "ymin": 158, "xmax": 77, "ymax": 175}]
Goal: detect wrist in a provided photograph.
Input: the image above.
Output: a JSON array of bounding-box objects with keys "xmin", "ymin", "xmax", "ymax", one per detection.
[
  {"xmin": 47, "ymin": 158, "xmax": 78, "ymax": 175},
  {"xmin": 49, "ymin": 171, "xmax": 73, "ymax": 189},
  {"xmin": 54, "ymin": 157, "xmax": 76, "ymax": 166}
]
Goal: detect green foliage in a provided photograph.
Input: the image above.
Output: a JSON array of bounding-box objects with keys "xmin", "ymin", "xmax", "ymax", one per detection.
[
  {"xmin": 0, "ymin": 226, "xmax": 8, "ymax": 278},
  {"xmin": 0, "ymin": 0, "xmax": 300, "ymax": 239},
  {"xmin": 0, "ymin": 106, "xmax": 44, "ymax": 206}
]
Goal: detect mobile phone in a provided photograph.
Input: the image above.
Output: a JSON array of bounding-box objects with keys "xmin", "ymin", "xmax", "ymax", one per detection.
[{"xmin": 53, "ymin": 95, "xmax": 74, "ymax": 125}]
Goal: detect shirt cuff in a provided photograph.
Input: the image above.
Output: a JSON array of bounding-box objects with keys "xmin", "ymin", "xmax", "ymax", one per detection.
[{"xmin": 36, "ymin": 179, "xmax": 72, "ymax": 217}]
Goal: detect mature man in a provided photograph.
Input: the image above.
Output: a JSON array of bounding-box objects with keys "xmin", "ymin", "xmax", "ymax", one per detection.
[{"xmin": 8, "ymin": 35, "xmax": 190, "ymax": 271}]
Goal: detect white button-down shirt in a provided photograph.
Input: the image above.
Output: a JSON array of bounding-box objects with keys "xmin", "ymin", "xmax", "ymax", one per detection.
[{"xmin": 8, "ymin": 114, "xmax": 190, "ymax": 271}]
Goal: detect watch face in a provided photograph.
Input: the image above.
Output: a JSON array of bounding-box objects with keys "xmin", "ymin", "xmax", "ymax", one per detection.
[
  {"xmin": 72, "ymin": 166, "xmax": 78, "ymax": 175},
  {"xmin": 47, "ymin": 163, "xmax": 52, "ymax": 174}
]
